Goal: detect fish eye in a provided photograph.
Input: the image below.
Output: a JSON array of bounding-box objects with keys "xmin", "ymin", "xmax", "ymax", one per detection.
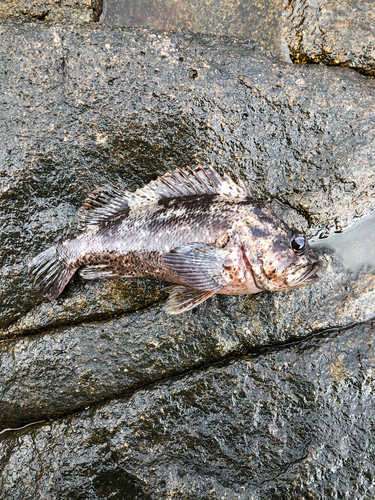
[{"xmin": 291, "ymin": 236, "xmax": 307, "ymax": 254}]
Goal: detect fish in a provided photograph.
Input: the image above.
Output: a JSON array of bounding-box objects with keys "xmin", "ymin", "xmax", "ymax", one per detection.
[{"xmin": 28, "ymin": 165, "xmax": 319, "ymax": 314}]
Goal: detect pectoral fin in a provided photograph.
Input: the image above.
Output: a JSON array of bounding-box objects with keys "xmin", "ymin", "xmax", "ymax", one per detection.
[
  {"xmin": 162, "ymin": 242, "xmax": 228, "ymax": 291},
  {"xmin": 164, "ymin": 286, "xmax": 216, "ymax": 314}
]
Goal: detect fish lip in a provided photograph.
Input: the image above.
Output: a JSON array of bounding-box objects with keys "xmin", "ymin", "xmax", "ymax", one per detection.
[{"xmin": 289, "ymin": 261, "xmax": 320, "ymax": 287}]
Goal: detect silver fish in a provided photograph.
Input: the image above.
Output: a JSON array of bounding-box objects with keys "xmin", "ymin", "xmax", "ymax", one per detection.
[{"xmin": 28, "ymin": 166, "xmax": 319, "ymax": 314}]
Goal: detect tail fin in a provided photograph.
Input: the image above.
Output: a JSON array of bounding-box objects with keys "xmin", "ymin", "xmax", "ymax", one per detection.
[{"xmin": 28, "ymin": 245, "xmax": 76, "ymax": 301}]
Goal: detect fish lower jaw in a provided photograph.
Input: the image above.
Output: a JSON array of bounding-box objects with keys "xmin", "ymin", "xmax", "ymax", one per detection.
[{"xmin": 285, "ymin": 263, "xmax": 319, "ymax": 288}]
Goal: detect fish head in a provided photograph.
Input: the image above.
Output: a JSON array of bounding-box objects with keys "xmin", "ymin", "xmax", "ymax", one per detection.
[{"xmin": 237, "ymin": 207, "xmax": 319, "ymax": 292}]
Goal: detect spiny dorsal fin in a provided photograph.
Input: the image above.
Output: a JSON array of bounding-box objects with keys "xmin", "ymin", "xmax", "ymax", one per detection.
[
  {"xmin": 134, "ymin": 165, "xmax": 253, "ymax": 201},
  {"xmin": 78, "ymin": 166, "xmax": 253, "ymax": 228}
]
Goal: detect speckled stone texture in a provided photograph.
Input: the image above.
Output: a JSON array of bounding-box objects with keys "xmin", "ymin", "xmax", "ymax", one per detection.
[
  {"xmin": 1, "ymin": 321, "xmax": 375, "ymax": 499},
  {"xmin": 1, "ymin": 22, "xmax": 375, "ymax": 329},
  {"xmin": 0, "ymin": 0, "xmax": 99, "ymax": 23},
  {"xmin": 100, "ymin": 0, "xmax": 287, "ymax": 61},
  {"xmin": 0, "ymin": 21, "xmax": 375, "ymax": 498},
  {"xmin": 284, "ymin": 0, "xmax": 375, "ymax": 75}
]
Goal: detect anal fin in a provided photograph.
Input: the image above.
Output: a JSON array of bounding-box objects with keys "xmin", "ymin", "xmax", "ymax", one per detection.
[
  {"xmin": 78, "ymin": 264, "xmax": 121, "ymax": 280},
  {"xmin": 164, "ymin": 286, "xmax": 216, "ymax": 314}
]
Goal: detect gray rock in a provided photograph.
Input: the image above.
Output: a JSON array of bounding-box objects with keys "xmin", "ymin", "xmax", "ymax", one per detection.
[
  {"xmin": 0, "ymin": 303, "xmax": 241, "ymax": 430},
  {"xmin": 0, "ymin": 0, "xmax": 100, "ymax": 23},
  {"xmin": 1, "ymin": 320, "xmax": 374, "ymax": 499},
  {"xmin": 1, "ymin": 21, "xmax": 375, "ymax": 497},
  {"xmin": 100, "ymin": 0, "xmax": 288, "ymax": 61},
  {"xmin": 1, "ymin": 22, "xmax": 374, "ymax": 329},
  {"xmin": 284, "ymin": 0, "xmax": 375, "ymax": 75},
  {"xmin": 0, "ymin": 248, "xmax": 374, "ymax": 431}
]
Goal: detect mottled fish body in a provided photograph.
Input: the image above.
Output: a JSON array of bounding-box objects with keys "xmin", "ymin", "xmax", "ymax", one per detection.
[{"xmin": 28, "ymin": 166, "xmax": 318, "ymax": 313}]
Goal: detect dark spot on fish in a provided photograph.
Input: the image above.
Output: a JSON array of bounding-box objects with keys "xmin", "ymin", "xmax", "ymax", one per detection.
[
  {"xmin": 272, "ymin": 239, "xmax": 287, "ymax": 254},
  {"xmin": 250, "ymin": 226, "xmax": 270, "ymax": 239},
  {"xmin": 251, "ymin": 203, "xmax": 267, "ymax": 215}
]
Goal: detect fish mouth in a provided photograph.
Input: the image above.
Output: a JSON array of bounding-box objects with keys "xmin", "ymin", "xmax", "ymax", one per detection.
[{"xmin": 286, "ymin": 261, "xmax": 320, "ymax": 288}]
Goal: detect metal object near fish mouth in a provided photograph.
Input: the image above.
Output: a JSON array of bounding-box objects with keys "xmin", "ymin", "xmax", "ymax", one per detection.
[{"xmin": 28, "ymin": 165, "xmax": 319, "ymax": 314}]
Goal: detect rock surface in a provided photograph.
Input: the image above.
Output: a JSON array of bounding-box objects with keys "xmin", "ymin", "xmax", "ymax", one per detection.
[
  {"xmin": 1, "ymin": 248, "xmax": 374, "ymax": 431},
  {"xmin": 0, "ymin": 0, "xmax": 100, "ymax": 23},
  {"xmin": 284, "ymin": 0, "xmax": 375, "ymax": 75},
  {"xmin": 1, "ymin": 320, "xmax": 374, "ymax": 499},
  {"xmin": 0, "ymin": 20, "xmax": 375, "ymax": 498},
  {"xmin": 101, "ymin": 0, "xmax": 287, "ymax": 61},
  {"xmin": 1, "ymin": 22, "xmax": 374, "ymax": 329}
]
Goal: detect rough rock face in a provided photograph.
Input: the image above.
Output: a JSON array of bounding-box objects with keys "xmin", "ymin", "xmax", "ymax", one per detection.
[
  {"xmin": 100, "ymin": 0, "xmax": 287, "ymax": 61},
  {"xmin": 0, "ymin": 20, "xmax": 375, "ymax": 498},
  {"xmin": 1, "ymin": 22, "xmax": 374, "ymax": 329},
  {"xmin": 284, "ymin": 0, "xmax": 375, "ymax": 75},
  {"xmin": 1, "ymin": 321, "xmax": 375, "ymax": 499},
  {"xmin": 0, "ymin": 0, "xmax": 100, "ymax": 23},
  {"xmin": 1, "ymin": 248, "xmax": 374, "ymax": 431}
]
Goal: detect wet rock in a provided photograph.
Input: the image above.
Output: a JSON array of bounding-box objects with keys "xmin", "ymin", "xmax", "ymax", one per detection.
[
  {"xmin": 1, "ymin": 21, "xmax": 375, "ymax": 494},
  {"xmin": 0, "ymin": 303, "xmax": 241, "ymax": 430},
  {"xmin": 0, "ymin": 277, "xmax": 162, "ymax": 339},
  {"xmin": 284, "ymin": 0, "xmax": 375, "ymax": 75},
  {"xmin": 101, "ymin": 0, "xmax": 287, "ymax": 61},
  {"xmin": 1, "ymin": 22, "xmax": 374, "ymax": 329},
  {"xmin": 223, "ymin": 248, "xmax": 375, "ymax": 348},
  {"xmin": 0, "ymin": 247, "xmax": 374, "ymax": 431},
  {"xmin": 1, "ymin": 320, "xmax": 374, "ymax": 499},
  {"xmin": 0, "ymin": 0, "xmax": 99, "ymax": 23}
]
